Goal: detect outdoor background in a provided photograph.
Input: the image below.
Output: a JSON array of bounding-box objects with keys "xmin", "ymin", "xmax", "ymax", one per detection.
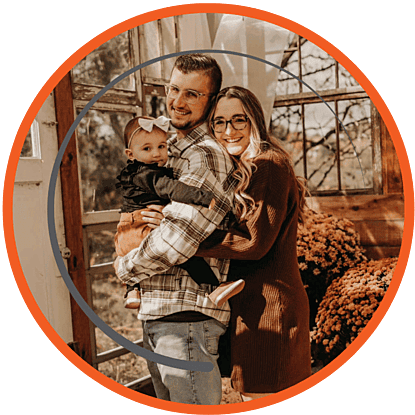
[{"xmin": 2, "ymin": 1, "xmax": 414, "ymax": 414}]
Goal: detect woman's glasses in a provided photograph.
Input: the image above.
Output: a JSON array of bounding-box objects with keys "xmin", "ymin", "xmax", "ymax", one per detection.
[
  {"xmin": 211, "ymin": 115, "xmax": 249, "ymax": 133},
  {"xmin": 164, "ymin": 84, "xmax": 212, "ymax": 105}
]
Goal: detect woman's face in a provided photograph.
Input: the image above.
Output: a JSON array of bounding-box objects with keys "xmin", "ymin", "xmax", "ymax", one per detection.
[{"xmin": 212, "ymin": 97, "xmax": 251, "ymax": 156}]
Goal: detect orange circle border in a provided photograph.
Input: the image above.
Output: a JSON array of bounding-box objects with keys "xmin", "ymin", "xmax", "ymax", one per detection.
[{"xmin": 3, "ymin": 3, "xmax": 414, "ymax": 414}]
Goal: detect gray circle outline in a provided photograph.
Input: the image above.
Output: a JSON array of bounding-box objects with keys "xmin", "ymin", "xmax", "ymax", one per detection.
[{"xmin": 47, "ymin": 48, "xmax": 364, "ymax": 373}]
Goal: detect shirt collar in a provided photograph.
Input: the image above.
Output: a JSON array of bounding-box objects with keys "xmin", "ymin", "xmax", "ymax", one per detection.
[{"xmin": 168, "ymin": 123, "xmax": 209, "ymax": 157}]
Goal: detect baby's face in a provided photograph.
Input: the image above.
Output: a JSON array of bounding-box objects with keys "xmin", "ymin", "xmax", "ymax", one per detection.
[{"xmin": 126, "ymin": 128, "xmax": 168, "ymax": 166}]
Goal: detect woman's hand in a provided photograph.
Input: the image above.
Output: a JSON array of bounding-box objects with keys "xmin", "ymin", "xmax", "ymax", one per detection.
[{"xmin": 141, "ymin": 205, "xmax": 165, "ymax": 228}]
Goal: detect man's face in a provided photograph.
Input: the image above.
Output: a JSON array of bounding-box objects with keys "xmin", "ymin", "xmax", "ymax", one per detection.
[{"xmin": 167, "ymin": 68, "xmax": 213, "ymax": 138}]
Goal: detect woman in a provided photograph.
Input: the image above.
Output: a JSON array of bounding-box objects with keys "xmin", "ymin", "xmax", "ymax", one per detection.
[{"xmin": 143, "ymin": 86, "xmax": 312, "ymax": 401}]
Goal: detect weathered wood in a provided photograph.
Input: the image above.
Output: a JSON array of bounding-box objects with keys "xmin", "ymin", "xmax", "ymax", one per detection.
[
  {"xmin": 274, "ymin": 86, "xmax": 367, "ymax": 107},
  {"xmin": 72, "ymin": 83, "xmax": 139, "ymax": 106},
  {"xmin": 54, "ymin": 72, "xmax": 95, "ymax": 365},
  {"xmin": 363, "ymin": 246, "xmax": 401, "ymax": 260},
  {"xmin": 82, "ymin": 210, "xmax": 120, "ymax": 226},
  {"xmin": 354, "ymin": 219, "xmax": 404, "ymax": 247},
  {"xmin": 124, "ymin": 374, "xmax": 156, "ymax": 397},
  {"xmin": 142, "ymin": 76, "xmax": 169, "ymax": 86},
  {"xmin": 87, "ymin": 262, "xmax": 115, "ymax": 276},
  {"xmin": 381, "ymin": 115, "xmax": 403, "ymax": 194},
  {"xmin": 73, "ymin": 99, "xmax": 138, "ymax": 115},
  {"xmin": 307, "ymin": 194, "xmax": 404, "ymax": 221},
  {"xmin": 371, "ymin": 103, "xmax": 383, "ymax": 194},
  {"xmin": 95, "ymin": 339, "xmax": 144, "ymax": 365}
]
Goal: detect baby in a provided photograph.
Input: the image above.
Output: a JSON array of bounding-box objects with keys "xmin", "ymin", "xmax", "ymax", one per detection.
[{"xmin": 114, "ymin": 115, "xmax": 244, "ymax": 309}]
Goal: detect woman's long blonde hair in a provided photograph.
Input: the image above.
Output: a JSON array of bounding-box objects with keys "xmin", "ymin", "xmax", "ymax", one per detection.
[{"xmin": 209, "ymin": 86, "xmax": 308, "ymax": 223}]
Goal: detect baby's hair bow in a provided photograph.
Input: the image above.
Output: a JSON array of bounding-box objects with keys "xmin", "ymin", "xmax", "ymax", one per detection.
[
  {"xmin": 139, "ymin": 116, "xmax": 170, "ymax": 133},
  {"xmin": 127, "ymin": 116, "xmax": 171, "ymax": 148}
]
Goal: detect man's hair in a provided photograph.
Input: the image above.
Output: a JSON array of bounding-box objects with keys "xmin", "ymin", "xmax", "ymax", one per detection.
[{"xmin": 172, "ymin": 54, "xmax": 222, "ymax": 95}]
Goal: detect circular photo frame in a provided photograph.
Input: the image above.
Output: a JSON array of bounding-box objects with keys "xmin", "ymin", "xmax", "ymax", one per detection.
[{"xmin": 3, "ymin": 4, "xmax": 413, "ymax": 413}]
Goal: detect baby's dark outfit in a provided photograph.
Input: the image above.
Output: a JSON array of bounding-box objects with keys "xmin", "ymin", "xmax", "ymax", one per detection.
[{"xmin": 114, "ymin": 159, "xmax": 220, "ymax": 296}]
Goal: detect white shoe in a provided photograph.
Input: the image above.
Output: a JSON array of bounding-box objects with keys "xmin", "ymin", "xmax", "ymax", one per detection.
[
  {"xmin": 124, "ymin": 288, "xmax": 141, "ymax": 310},
  {"xmin": 208, "ymin": 279, "xmax": 245, "ymax": 307}
]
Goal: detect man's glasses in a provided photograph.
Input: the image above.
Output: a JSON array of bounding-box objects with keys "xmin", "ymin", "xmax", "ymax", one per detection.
[
  {"xmin": 164, "ymin": 84, "xmax": 212, "ymax": 105},
  {"xmin": 211, "ymin": 115, "xmax": 249, "ymax": 133}
]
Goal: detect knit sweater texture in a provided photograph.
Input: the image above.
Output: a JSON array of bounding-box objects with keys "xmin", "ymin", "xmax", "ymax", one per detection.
[{"xmin": 197, "ymin": 148, "xmax": 312, "ymax": 393}]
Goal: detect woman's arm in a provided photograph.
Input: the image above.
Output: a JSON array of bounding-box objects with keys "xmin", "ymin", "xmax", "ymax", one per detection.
[{"xmin": 197, "ymin": 151, "xmax": 298, "ymax": 261}]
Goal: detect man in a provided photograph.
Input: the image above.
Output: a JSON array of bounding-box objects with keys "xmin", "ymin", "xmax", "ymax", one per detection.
[{"xmin": 114, "ymin": 54, "xmax": 236, "ymax": 404}]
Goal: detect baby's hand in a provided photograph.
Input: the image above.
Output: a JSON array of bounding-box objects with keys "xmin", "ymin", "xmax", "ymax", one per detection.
[
  {"xmin": 208, "ymin": 198, "xmax": 216, "ymax": 210},
  {"xmin": 141, "ymin": 205, "xmax": 165, "ymax": 228}
]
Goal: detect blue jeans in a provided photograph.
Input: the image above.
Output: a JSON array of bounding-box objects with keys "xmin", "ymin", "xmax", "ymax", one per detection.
[{"xmin": 142, "ymin": 318, "xmax": 226, "ymax": 404}]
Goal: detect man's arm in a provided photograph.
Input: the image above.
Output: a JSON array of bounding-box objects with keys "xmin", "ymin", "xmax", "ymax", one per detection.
[{"xmin": 116, "ymin": 144, "xmax": 234, "ymax": 284}]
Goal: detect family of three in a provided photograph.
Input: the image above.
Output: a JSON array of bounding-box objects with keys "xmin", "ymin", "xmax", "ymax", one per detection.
[{"xmin": 113, "ymin": 53, "xmax": 311, "ymax": 405}]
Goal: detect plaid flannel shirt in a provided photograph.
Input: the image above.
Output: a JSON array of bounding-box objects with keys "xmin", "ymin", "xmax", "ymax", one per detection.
[{"xmin": 116, "ymin": 123, "xmax": 236, "ymax": 326}]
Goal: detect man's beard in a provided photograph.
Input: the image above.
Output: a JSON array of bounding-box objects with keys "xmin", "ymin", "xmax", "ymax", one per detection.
[
  {"xmin": 169, "ymin": 104, "xmax": 212, "ymax": 133},
  {"xmin": 169, "ymin": 119, "xmax": 193, "ymax": 131}
]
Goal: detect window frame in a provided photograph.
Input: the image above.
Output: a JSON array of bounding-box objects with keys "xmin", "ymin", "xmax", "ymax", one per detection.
[{"xmin": 273, "ymin": 34, "xmax": 381, "ymax": 196}]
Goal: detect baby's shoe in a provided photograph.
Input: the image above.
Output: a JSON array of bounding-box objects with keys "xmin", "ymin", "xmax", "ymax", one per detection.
[
  {"xmin": 208, "ymin": 279, "xmax": 245, "ymax": 307},
  {"xmin": 124, "ymin": 287, "xmax": 141, "ymax": 310}
]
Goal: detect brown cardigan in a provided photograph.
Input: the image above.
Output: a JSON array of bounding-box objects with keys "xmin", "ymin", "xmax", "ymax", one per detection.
[{"xmin": 198, "ymin": 149, "xmax": 311, "ymax": 393}]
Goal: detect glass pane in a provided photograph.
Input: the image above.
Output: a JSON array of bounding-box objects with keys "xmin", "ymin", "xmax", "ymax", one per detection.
[
  {"xmin": 21, "ymin": 128, "xmax": 33, "ymax": 157},
  {"xmin": 72, "ymin": 31, "xmax": 134, "ymax": 90},
  {"xmin": 305, "ymin": 102, "xmax": 338, "ymax": 191},
  {"xmin": 338, "ymin": 63, "xmax": 359, "ymax": 88},
  {"xmin": 338, "ymin": 99, "xmax": 373, "ymax": 189},
  {"xmin": 76, "ymin": 109, "xmax": 133, "ymax": 212},
  {"xmin": 143, "ymin": 85, "xmax": 168, "ymax": 118},
  {"xmin": 302, "ymin": 41, "xmax": 335, "ymax": 91},
  {"xmin": 160, "ymin": 17, "xmax": 176, "ymax": 77},
  {"xmin": 88, "ymin": 228, "xmax": 117, "ymax": 266},
  {"xmin": 276, "ymin": 32, "xmax": 299, "ymax": 95},
  {"xmin": 285, "ymin": 30, "xmax": 297, "ymax": 48},
  {"xmin": 144, "ymin": 95, "xmax": 168, "ymax": 118},
  {"xmin": 277, "ymin": 49, "xmax": 300, "ymax": 96},
  {"xmin": 140, "ymin": 21, "xmax": 163, "ymax": 80},
  {"xmin": 271, "ymin": 105, "xmax": 304, "ymax": 177}
]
